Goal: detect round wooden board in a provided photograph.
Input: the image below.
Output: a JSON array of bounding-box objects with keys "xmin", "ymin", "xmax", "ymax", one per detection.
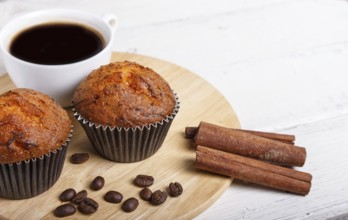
[{"xmin": 0, "ymin": 52, "xmax": 240, "ymax": 220}]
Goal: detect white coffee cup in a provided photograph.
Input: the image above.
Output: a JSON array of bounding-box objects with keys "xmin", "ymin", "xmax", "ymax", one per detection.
[{"xmin": 0, "ymin": 9, "xmax": 118, "ymax": 107}]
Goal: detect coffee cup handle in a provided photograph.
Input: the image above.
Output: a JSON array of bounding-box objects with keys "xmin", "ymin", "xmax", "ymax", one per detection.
[{"xmin": 102, "ymin": 14, "xmax": 118, "ymax": 31}]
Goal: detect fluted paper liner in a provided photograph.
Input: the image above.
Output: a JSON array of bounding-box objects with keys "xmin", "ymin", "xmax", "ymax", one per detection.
[
  {"xmin": 74, "ymin": 93, "xmax": 180, "ymax": 163},
  {"xmin": 0, "ymin": 128, "xmax": 73, "ymax": 199}
]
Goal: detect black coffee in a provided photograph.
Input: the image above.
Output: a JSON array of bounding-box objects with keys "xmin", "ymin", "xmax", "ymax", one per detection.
[{"xmin": 10, "ymin": 23, "xmax": 104, "ymax": 65}]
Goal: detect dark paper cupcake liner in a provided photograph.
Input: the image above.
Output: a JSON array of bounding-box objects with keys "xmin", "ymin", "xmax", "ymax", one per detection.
[
  {"xmin": 74, "ymin": 93, "xmax": 180, "ymax": 163},
  {"xmin": 0, "ymin": 128, "xmax": 73, "ymax": 199}
]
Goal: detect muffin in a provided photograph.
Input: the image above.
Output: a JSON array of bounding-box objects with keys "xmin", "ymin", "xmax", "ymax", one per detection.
[
  {"xmin": 0, "ymin": 88, "xmax": 72, "ymax": 199},
  {"xmin": 73, "ymin": 61, "xmax": 179, "ymax": 162}
]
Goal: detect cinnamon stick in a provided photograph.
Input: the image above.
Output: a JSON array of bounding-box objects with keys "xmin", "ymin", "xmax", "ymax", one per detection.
[
  {"xmin": 194, "ymin": 122, "xmax": 306, "ymax": 167},
  {"xmin": 185, "ymin": 127, "xmax": 198, "ymax": 138},
  {"xmin": 195, "ymin": 146, "xmax": 312, "ymax": 195},
  {"xmin": 240, "ymin": 129, "xmax": 295, "ymax": 144},
  {"xmin": 185, "ymin": 126, "xmax": 295, "ymax": 144}
]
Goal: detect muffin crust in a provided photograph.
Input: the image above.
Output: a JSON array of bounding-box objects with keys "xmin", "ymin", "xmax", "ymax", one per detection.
[
  {"xmin": 0, "ymin": 88, "xmax": 71, "ymax": 164},
  {"xmin": 73, "ymin": 61, "xmax": 176, "ymax": 128}
]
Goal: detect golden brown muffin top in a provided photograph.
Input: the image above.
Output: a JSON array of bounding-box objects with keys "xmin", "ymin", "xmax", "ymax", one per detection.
[
  {"xmin": 73, "ymin": 61, "xmax": 176, "ymax": 128},
  {"xmin": 0, "ymin": 88, "xmax": 71, "ymax": 164}
]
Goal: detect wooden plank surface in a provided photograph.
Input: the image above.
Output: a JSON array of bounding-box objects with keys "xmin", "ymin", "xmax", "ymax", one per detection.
[{"xmin": 0, "ymin": 52, "xmax": 240, "ymax": 219}]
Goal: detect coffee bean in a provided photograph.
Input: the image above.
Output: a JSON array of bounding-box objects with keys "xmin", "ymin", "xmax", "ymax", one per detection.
[
  {"xmin": 122, "ymin": 198, "xmax": 139, "ymax": 213},
  {"xmin": 104, "ymin": 191, "xmax": 123, "ymax": 203},
  {"xmin": 54, "ymin": 203, "xmax": 76, "ymax": 217},
  {"xmin": 78, "ymin": 197, "xmax": 98, "ymax": 215},
  {"xmin": 168, "ymin": 182, "xmax": 183, "ymax": 197},
  {"xmin": 59, "ymin": 188, "xmax": 76, "ymax": 202},
  {"xmin": 150, "ymin": 190, "xmax": 167, "ymax": 205},
  {"xmin": 134, "ymin": 174, "xmax": 154, "ymax": 187},
  {"xmin": 139, "ymin": 187, "xmax": 152, "ymax": 201},
  {"xmin": 70, "ymin": 153, "xmax": 89, "ymax": 164},
  {"xmin": 71, "ymin": 190, "xmax": 87, "ymax": 204},
  {"xmin": 90, "ymin": 176, "xmax": 105, "ymax": 190}
]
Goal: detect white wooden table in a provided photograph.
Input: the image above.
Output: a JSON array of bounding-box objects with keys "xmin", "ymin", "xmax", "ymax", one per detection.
[{"xmin": 1, "ymin": 0, "xmax": 347, "ymax": 219}]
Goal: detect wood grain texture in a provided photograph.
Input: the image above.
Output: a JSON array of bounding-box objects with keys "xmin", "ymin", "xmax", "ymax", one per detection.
[{"xmin": 0, "ymin": 52, "xmax": 240, "ymax": 219}]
